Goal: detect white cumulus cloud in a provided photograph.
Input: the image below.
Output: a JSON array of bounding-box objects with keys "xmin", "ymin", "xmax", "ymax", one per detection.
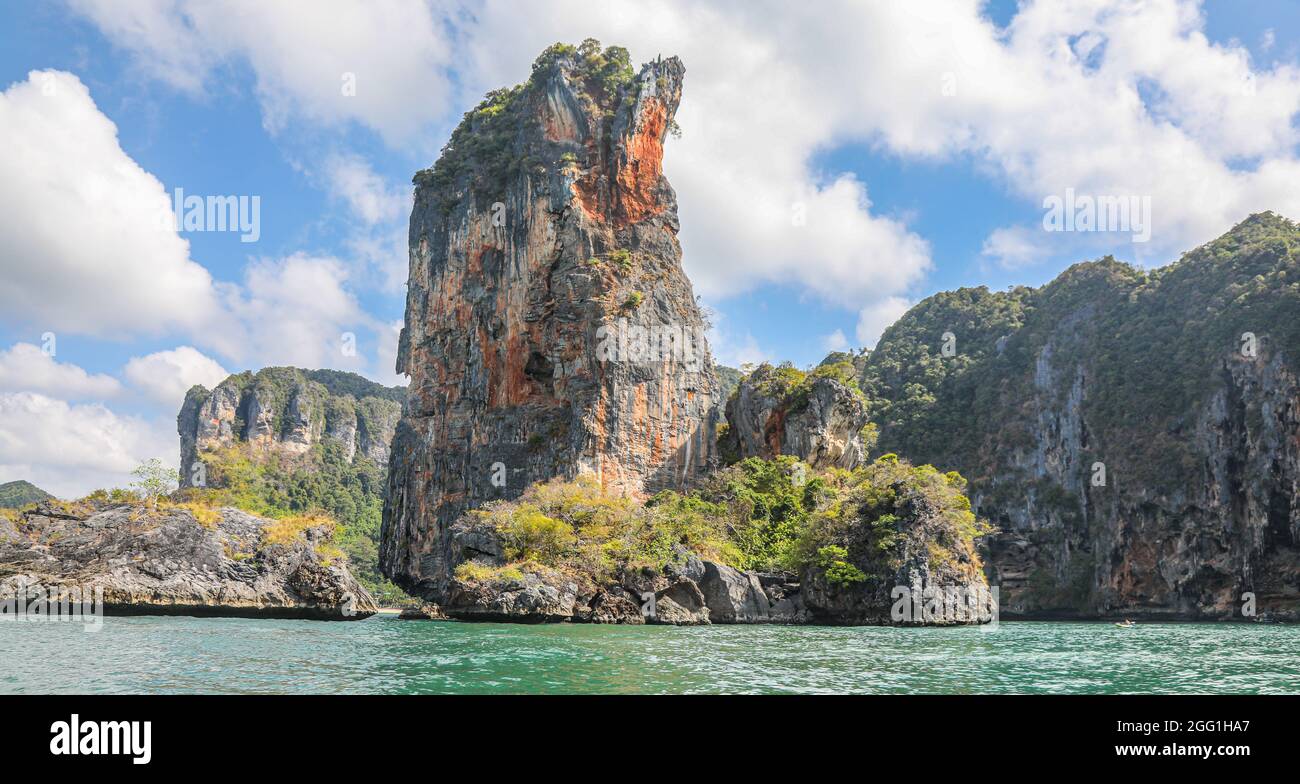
[
  {"xmin": 0, "ymin": 392, "xmax": 176, "ymax": 498},
  {"xmin": 445, "ymin": 0, "xmax": 1300, "ymax": 307},
  {"xmin": 123, "ymin": 346, "xmax": 229, "ymax": 407},
  {"xmin": 0, "ymin": 69, "xmax": 221, "ymax": 337},
  {"xmin": 211, "ymin": 253, "xmax": 372, "ymax": 372},
  {"xmin": 319, "ymin": 153, "xmax": 412, "ymax": 292},
  {"xmin": 322, "ymin": 153, "xmax": 409, "ymax": 226},
  {"xmin": 68, "ymin": 0, "xmax": 457, "ymax": 144},
  {"xmin": 0, "ymin": 343, "xmax": 122, "ymax": 400},
  {"xmin": 821, "ymin": 330, "xmax": 851, "ymax": 354},
  {"xmin": 856, "ymin": 296, "xmax": 913, "ymax": 348},
  {"xmin": 443, "ymin": 0, "xmax": 936, "ymax": 344}
]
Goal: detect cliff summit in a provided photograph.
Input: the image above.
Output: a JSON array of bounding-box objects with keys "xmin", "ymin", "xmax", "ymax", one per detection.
[{"xmin": 383, "ymin": 40, "xmax": 720, "ymax": 602}]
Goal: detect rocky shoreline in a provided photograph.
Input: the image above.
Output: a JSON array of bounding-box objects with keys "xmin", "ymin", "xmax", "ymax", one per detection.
[
  {"xmin": 402, "ymin": 462, "xmax": 996, "ymax": 628},
  {"xmin": 397, "ymin": 555, "xmax": 995, "ymax": 627},
  {"xmin": 0, "ymin": 501, "xmax": 377, "ymax": 621}
]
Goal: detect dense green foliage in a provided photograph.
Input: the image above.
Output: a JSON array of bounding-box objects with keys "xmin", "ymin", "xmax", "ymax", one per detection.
[
  {"xmin": 537, "ymin": 38, "xmax": 636, "ymax": 107},
  {"xmin": 302, "ymin": 369, "xmax": 405, "ymax": 403},
  {"xmin": 815, "ymin": 546, "xmax": 867, "ymax": 586},
  {"xmin": 857, "ymin": 285, "xmax": 1033, "ymax": 466},
  {"xmin": 698, "ymin": 456, "xmax": 819, "ymax": 571},
  {"xmin": 462, "ymin": 455, "xmax": 990, "ymax": 590},
  {"xmin": 468, "ymin": 476, "xmax": 739, "ymax": 583},
  {"xmin": 738, "ymin": 361, "xmax": 866, "ymax": 410},
  {"xmin": 856, "ymin": 212, "xmax": 1300, "ymax": 488},
  {"xmin": 0, "ymin": 480, "xmax": 53, "ymax": 508}
]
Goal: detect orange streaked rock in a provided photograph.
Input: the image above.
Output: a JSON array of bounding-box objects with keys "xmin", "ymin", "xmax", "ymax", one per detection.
[{"xmin": 382, "ymin": 48, "xmax": 718, "ymax": 604}]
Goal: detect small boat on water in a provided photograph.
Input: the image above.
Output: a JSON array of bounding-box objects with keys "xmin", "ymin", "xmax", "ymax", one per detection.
[{"xmin": 1115, "ymin": 620, "xmax": 1136, "ymax": 628}]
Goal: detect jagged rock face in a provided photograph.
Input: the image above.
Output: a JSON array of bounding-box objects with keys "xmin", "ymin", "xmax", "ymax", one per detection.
[
  {"xmin": 178, "ymin": 367, "xmax": 403, "ymax": 485},
  {"xmin": 982, "ymin": 347, "xmax": 1300, "ymax": 620},
  {"xmin": 432, "ymin": 531, "xmax": 777, "ymax": 625},
  {"xmin": 800, "ymin": 482, "xmax": 991, "ymax": 625},
  {"xmin": 0, "ymin": 514, "xmax": 18, "ymax": 544},
  {"xmin": 444, "ymin": 569, "xmax": 584, "ymax": 623},
  {"xmin": 723, "ymin": 366, "xmax": 869, "ymax": 470},
  {"xmin": 862, "ymin": 213, "xmax": 1300, "ymax": 620},
  {"xmin": 432, "ymin": 530, "xmax": 983, "ymax": 626},
  {"xmin": 383, "ymin": 49, "xmax": 719, "ymax": 601},
  {"xmin": 0, "ymin": 502, "xmax": 377, "ymax": 620}
]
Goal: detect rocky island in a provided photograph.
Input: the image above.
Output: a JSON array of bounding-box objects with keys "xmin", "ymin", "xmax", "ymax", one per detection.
[
  {"xmin": 6, "ymin": 40, "xmax": 1293, "ymax": 629},
  {"xmin": 178, "ymin": 366, "xmax": 403, "ymax": 477},
  {"xmin": 0, "ymin": 366, "xmax": 398, "ymax": 620},
  {"xmin": 379, "ymin": 40, "xmax": 992, "ymax": 626},
  {"xmin": 380, "ymin": 41, "xmax": 1300, "ymax": 626}
]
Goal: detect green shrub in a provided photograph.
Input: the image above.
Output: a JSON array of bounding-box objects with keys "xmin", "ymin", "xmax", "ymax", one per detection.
[
  {"xmin": 816, "ymin": 546, "xmax": 867, "ymax": 585},
  {"xmin": 464, "ymin": 455, "xmax": 989, "ymax": 593},
  {"xmin": 608, "ymin": 248, "xmax": 633, "ymax": 272},
  {"xmin": 455, "ymin": 561, "xmax": 525, "ymax": 584},
  {"xmin": 495, "ymin": 506, "xmax": 576, "ymax": 562},
  {"xmin": 472, "ymin": 476, "xmax": 737, "ymax": 579}
]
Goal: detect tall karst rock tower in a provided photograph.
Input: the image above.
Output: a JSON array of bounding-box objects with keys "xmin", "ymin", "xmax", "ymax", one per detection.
[{"xmin": 382, "ymin": 42, "xmax": 719, "ymax": 600}]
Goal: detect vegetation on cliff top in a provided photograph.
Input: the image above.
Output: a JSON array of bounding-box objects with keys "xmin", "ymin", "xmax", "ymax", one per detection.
[
  {"xmin": 458, "ymin": 455, "xmax": 990, "ymax": 590},
  {"xmin": 855, "ymin": 211, "xmax": 1300, "ymax": 488},
  {"xmin": 733, "ymin": 360, "xmax": 866, "ymax": 410},
  {"xmin": 718, "ymin": 360, "xmax": 871, "ymax": 466},
  {"xmin": 414, "ymin": 38, "xmax": 641, "ymax": 214},
  {"xmin": 183, "ymin": 367, "xmax": 403, "ymax": 447}
]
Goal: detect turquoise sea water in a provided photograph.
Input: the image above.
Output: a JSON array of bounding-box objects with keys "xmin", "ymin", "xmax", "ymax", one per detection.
[{"xmin": 1, "ymin": 615, "xmax": 1296, "ymax": 694}]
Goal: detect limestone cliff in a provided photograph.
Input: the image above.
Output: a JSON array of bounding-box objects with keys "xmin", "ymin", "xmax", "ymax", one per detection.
[
  {"xmin": 858, "ymin": 212, "xmax": 1300, "ymax": 620},
  {"xmin": 382, "ymin": 42, "xmax": 719, "ymax": 601},
  {"xmin": 178, "ymin": 367, "xmax": 403, "ymax": 485},
  {"xmin": 721, "ymin": 362, "xmax": 870, "ymax": 470}
]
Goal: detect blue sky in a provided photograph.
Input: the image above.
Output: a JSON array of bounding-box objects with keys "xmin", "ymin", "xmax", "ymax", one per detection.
[{"xmin": 2, "ymin": 0, "xmax": 1299, "ymax": 495}]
